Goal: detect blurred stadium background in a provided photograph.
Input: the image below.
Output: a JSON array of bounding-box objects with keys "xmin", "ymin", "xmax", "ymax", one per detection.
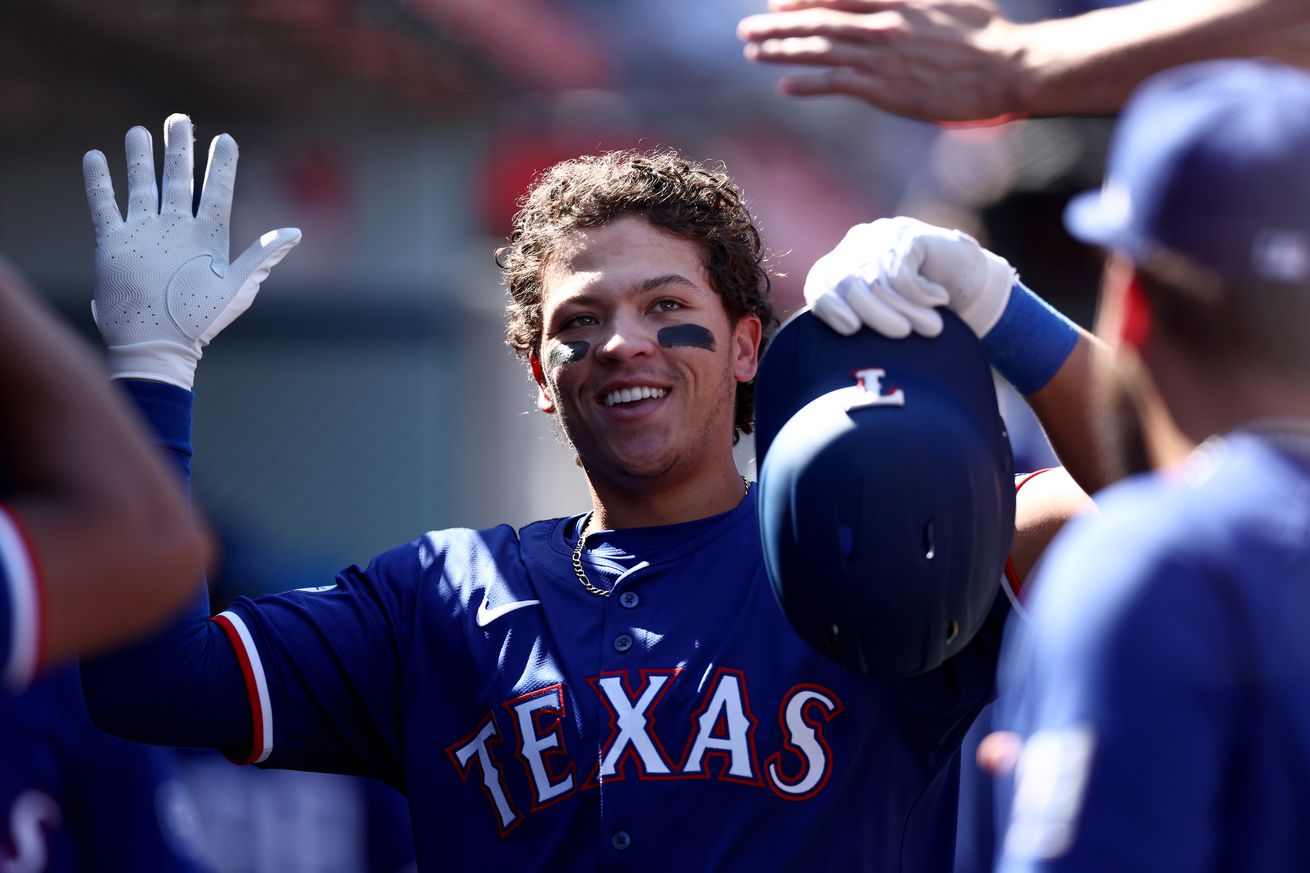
[{"xmin": 0, "ymin": 0, "xmax": 1118, "ymax": 584}]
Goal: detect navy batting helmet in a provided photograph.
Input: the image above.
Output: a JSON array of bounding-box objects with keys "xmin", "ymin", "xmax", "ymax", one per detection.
[{"xmin": 755, "ymin": 310, "xmax": 1014, "ymax": 677}]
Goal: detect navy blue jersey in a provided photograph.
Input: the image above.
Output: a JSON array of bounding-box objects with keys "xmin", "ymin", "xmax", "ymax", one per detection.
[
  {"xmin": 82, "ymin": 380, "xmax": 1016, "ymax": 872},
  {"xmin": 0, "ymin": 505, "xmax": 40, "ymax": 694},
  {"xmin": 996, "ymin": 433, "xmax": 1310, "ymax": 872},
  {"xmin": 214, "ymin": 495, "xmax": 1008, "ymax": 871},
  {"xmin": 0, "ymin": 668, "xmax": 204, "ymax": 872}
]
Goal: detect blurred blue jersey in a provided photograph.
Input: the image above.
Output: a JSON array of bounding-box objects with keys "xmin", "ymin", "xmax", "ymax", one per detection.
[
  {"xmin": 0, "ymin": 668, "xmax": 205, "ymax": 872},
  {"xmin": 0, "ymin": 504, "xmax": 39, "ymax": 694},
  {"xmin": 215, "ymin": 496, "xmax": 1008, "ymax": 871},
  {"xmin": 175, "ymin": 748, "xmax": 413, "ymax": 873},
  {"xmin": 997, "ymin": 433, "xmax": 1310, "ymax": 872}
]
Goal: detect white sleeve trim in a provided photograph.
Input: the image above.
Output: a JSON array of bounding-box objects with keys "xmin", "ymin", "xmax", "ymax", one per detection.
[
  {"xmin": 0, "ymin": 508, "xmax": 39, "ymax": 691},
  {"xmin": 217, "ymin": 609, "xmax": 274, "ymax": 764}
]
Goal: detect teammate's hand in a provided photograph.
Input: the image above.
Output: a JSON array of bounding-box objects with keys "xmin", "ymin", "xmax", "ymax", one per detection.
[
  {"xmin": 804, "ymin": 217, "xmax": 1016, "ymax": 339},
  {"xmin": 83, "ymin": 113, "xmax": 301, "ymax": 390},
  {"xmin": 737, "ymin": 0, "xmax": 1024, "ymax": 123}
]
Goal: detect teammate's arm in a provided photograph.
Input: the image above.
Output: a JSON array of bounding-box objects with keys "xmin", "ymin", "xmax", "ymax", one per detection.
[
  {"xmin": 1007, "ymin": 340, "xmax": 1102, "ymax": 584},
  {"xmin": 0, "ymin": 257, "xmax": 213, "ymax": 687},
  {"xmin": 1007, "ymin": 467, "xmax": 1090, "ymax": 586},
  {"xmin": 739, "ymin": 0, "xmax": 1310, "ymax": 122}
]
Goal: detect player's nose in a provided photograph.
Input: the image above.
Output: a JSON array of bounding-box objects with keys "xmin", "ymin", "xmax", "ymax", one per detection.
[{"xmin": 595, "ymin": 311, "xmax": 657, "ymax": 362}]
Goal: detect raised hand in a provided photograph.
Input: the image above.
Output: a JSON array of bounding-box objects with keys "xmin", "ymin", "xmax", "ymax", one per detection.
[
  {"xmin": 83, "ymin": 113, "xmax": 301, "ymax": 389},
  {"xmin": 803, "ymin": 217, "xmax": 1016, "ymax": 338},
  {"xmin": 738, "ymin": 0, "xmax": 1022, "ymax": 123}
]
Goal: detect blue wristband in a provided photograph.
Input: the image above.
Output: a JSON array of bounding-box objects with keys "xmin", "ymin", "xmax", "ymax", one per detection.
[{"xmin": 981, "ymin": 282, "xmax": 1079, "ymax": 395}]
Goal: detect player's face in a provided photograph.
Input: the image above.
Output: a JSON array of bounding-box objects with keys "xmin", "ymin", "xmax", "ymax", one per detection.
[{"xmin": 532, "ymin": 216, "xmax": 761, "ymax": 486}]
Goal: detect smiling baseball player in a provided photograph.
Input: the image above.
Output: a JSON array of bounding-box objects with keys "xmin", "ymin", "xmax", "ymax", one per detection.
[{"xmin": 79, "ymin": 113, "xmax": 1097, "ymax": 871}]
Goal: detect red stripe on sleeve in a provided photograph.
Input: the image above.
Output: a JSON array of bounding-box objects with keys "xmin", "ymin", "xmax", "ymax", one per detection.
[
  {"xmin": 1006, "ymin": 468, "xmax": 1059, "ymax": 599},
  {"xmin": 210, "ymin": 613, "xmax": 265, "ymax": 766}
]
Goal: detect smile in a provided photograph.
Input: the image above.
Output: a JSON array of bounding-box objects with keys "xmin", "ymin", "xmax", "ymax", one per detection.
[{"xmin": 603, "ymin": 386, "xmax": 668, "ymax": 407}]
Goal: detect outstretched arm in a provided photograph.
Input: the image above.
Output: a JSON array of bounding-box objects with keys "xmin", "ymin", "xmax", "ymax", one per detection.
[
  {"xmin": 0, "ymin": 257, "xmax": 213, "ymax": 687},
  {"xmin": 739, "ymin": 0, "xmax": 1310, "ymax": 122},
  {"xmin": 80, "ymin": 117, "xmax": 411, "ymax": 784},
  {"xmin": 79, "ymin": 113, "xmax": 298, "ymax": 753}
]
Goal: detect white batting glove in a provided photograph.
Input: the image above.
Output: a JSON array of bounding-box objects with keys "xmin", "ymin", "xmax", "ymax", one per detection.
[
  {"xmin": 804, "ymin": 217, "xmax": 1016, "ymax": 339},
  {"xmin": 83, "ymin": 113, "xmax": 301, "ymax": 390}
]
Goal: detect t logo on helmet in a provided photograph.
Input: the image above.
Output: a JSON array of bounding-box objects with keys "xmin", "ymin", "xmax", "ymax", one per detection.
[{"xmin": 847, "ymin": 368, "xmax": 905, "ymax": 410}]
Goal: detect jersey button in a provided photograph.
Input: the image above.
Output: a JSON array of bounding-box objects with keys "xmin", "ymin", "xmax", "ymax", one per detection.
[
  {"xmin": 611, "ymin": 831, "xmax": 632, "ymax": 851},
  {"xmin": 614, "ymin": 634, "xmax": 634, "ymax": 652},
  {"xmin": 619, "ymin": 591, "xmax": 640, "ymax": 609}
]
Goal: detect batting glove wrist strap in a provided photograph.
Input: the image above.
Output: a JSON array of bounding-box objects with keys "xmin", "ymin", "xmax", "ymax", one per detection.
[
  {"xmin": 980, "ymin": 281, "xmax": 1079, "ymax": 395},
  {"xmin": 102, "ymin": 339, "xmax": 201, "ymax": 390}
]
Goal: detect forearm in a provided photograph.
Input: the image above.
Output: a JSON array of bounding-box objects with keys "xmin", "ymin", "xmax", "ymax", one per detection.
[
  {"xmin": 962, "ymin": 278, "xmax": 1105, "ymax": 496},
  {"xmin": 80, "ymin": 379, "xmax": 250, "ymax": 752},
  {"xmin": 0, "ymin": 262, "xmax": 210, "ymax": 667},
  {"xmin": 1014, "ymin": 0, "xmax": 1310, "ymax": 116},
  {"xmin": 1022, "ymin": 331, "xmax": 1110, "ymax": 495},
  {"xmin": 81, "ymin": 598, "xmax": 251, "ymax": 751}
]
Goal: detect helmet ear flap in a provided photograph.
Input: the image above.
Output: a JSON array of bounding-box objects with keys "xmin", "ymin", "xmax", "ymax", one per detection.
[{"xmin": 756, "ymin": 311, "xmax": 1014, "ymax": 677}]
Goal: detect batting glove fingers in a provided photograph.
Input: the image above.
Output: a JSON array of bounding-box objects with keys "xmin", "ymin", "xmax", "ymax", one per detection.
[{"xmin": 805, "ymin": 217, "xmax": 1016, "ymax": 340}]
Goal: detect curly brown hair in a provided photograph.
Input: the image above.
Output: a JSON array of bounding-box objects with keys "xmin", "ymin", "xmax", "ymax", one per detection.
[{"xmin": 499, "ymin": 149, "xmax": 777, "ymax": 442}]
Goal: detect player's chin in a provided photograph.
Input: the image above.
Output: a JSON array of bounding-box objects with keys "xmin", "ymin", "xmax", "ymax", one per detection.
[{"xmin": 598, "ymin": 436, "xmax": 682, "ymax": 481}]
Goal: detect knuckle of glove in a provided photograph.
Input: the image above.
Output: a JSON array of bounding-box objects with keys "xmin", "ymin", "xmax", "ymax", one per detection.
[{"xmin": 804, "ymin": 255, "xmax": 850, "ymax": 302}]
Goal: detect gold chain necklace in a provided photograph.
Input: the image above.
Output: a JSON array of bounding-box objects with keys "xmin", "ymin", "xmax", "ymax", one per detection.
[{"xmin": 572, "ymin": 478, "xmax": 751, "ymax": 598}]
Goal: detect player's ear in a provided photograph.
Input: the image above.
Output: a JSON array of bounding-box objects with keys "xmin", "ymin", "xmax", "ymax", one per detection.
[
  {"xmin": 1120, "ymin": 270, "xmax": 1152, "ymax": 351},
  {"xmin": 1121, "ymin": 270, "xmax": 1152, "ymax": 348},
  {"xmin": 732, "ymin": 314, "xmax": 763, "ymax": 383},
  {"xmin": 531, "ymin": 354, "xmax": 556, "ymax": 414}
]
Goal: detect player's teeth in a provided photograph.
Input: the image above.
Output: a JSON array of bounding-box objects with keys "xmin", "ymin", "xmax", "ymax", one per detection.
[{"xmin": 604, "ymin": 387, "xmax": 668, "ymax": 406}]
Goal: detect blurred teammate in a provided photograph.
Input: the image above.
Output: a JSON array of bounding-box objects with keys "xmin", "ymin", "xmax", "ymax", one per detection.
[
  {"xmin": 81, "ymin": 113, "xmax": 1095, "ymax": 870},
  {"xmin": 738, "ymin": 0, "xmax": 1310, "ymax": 122},
  {"xmin": 0, "ymin": 259, "xmax": 212, "ymax": 867},
  {"xmin": 2, "ymin": 667, "xmax": 207, "ymax": 872},
  {"xmin": 0, "ymin": 257, "xmax": 211, "ymax": 692},
  {"xmin": 981, "ymin": 59, "xmax": 1310, "ymax": 872}
]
